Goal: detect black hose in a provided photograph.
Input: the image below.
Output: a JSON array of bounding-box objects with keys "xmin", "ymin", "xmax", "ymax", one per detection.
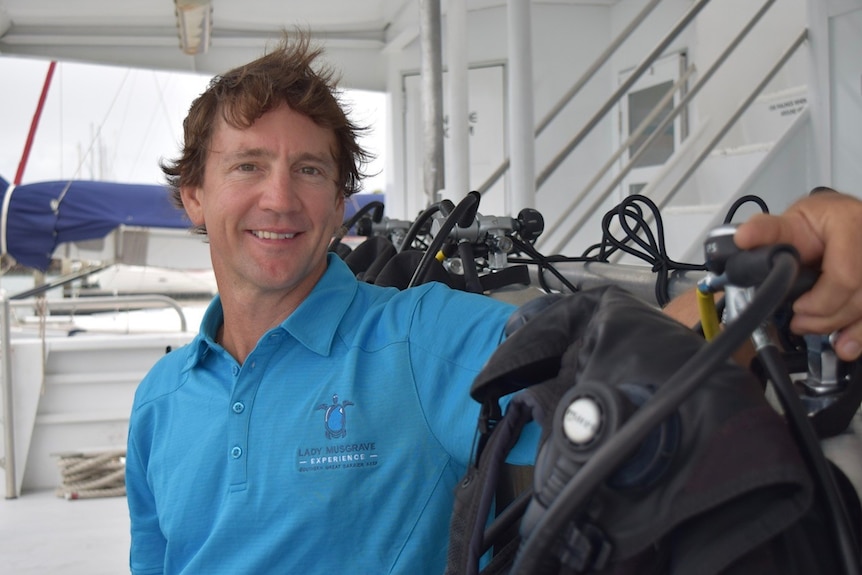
[
  {"xmin": 757, "ymin": 343, "xmax": 860, "ymax": 575},
  {"xmin": 396, "ymin": 202, "xmax": 443, "ymax": 253},
  {"xmin": 510, "ymin": 237, "xmax": 579, "ymax": 294},
  {"xmin": 328, "ymin": 200, "xmax": 385, "ymax": 252},
  {"xmin": 512, "ymin": 252, "xmax": 800, "ymax": 574},
  {"xmin": 407, "ymin": 192, "xmax": 480, "ymax": 289},
  {"xmin": 458, "ymin": 241, "xmax": 484, "ymax": 293},
  {"xmin": 723, "ymin": 194, "xmax": 769, "ymax": 224}
]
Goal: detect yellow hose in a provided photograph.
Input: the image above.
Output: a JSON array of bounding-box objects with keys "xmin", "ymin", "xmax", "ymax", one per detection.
[{"xmin": 697, "ymin": 288, "xmax": 721, "ymax": 341}]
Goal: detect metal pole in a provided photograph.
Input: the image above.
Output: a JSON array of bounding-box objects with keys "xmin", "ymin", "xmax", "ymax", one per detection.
[
  {"xmin": 443, "ymin": 0, "xmax": 470, "ymax": 204},
  {"xmin": 9, "ymin": 295, "xmax": 190, "ymax": 332},
  {"xmin": 420, "ymin": 0, "xmax": 445, "ymax": 205},
  {"xmin": 15, "ymin": 61, "xmax": 56, "ymax": 185},
  {"xmin": 2, "ymin": 297, "xmax": 17, "ymax": 499},
  {"xmin": 507, "ymin": 0, "xmax": 536, "ymax": 211},
  {"xmin": 529, "ymin": 261, "xmax": 705, "ymax": 306}
]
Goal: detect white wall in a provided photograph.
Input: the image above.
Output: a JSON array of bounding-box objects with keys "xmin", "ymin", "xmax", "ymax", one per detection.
[
  {"xmin": 827, "ymin": 4, "xmax": 862, "ymax": 194},
  {"xmin": 383, "ymin": 0, "xmax": 860, "ymax": 258},
  {"xmin": 386, "ymin": 2, "xmax": 615, "ymax": 229},
  {"xmin": 807, "ymin": 0, "xmax": 862, "ymax": 195}
]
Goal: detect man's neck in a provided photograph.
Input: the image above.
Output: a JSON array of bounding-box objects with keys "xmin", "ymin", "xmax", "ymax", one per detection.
[{"xmin": 217, "ymin": 289, "xmax": 305, "ymax": 364}]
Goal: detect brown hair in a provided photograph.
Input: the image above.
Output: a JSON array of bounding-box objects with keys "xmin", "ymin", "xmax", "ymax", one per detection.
[{"xmin": 161, "ymin": 30, "xmax": 372, "ymax": 233}]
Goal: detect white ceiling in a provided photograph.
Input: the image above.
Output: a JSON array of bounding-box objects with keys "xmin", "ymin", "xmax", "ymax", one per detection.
[
  {"xmin": 0, "ymin": 0, "xmax": 608, "ymax": 91},
  {"xmin": 0, "ymin": 0, "xmax": 414, "ymax": 90}
]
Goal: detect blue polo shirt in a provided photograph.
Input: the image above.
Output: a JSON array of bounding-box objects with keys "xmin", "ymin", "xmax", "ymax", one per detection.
[{"xmin": 127, "ymin": 255, "xmax": 533, "ymax": 574}]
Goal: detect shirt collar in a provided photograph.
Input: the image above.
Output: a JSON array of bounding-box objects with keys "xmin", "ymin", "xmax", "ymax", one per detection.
[
  {"xmin": 188, "ymin": 253, "xmax": 357, "ymax": 365},
  {"xmin": 281, "ymin": 253, "xmax": 357, "ymax": 356}
]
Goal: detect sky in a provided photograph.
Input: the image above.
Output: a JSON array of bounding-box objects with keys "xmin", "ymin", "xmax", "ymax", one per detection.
[{"xmin": 0, "ymin": 55, "xmax": 387, "ymax": 192}]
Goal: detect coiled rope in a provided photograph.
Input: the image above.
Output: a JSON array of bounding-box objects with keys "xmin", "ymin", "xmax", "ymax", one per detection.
[{"xmin": 53, "ymin": 449, "xmax": 126, "ymax": 500}]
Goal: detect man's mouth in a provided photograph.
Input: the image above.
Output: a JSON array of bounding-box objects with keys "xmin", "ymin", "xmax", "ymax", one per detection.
[{"xmin": 252, "ymin": 230, "xmax": 297, "ymax": 240}]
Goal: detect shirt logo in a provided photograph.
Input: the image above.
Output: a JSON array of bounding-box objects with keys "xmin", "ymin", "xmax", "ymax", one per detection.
[
  {"xmin": 315, "ymin": 394, "xmax": 354, "ymax": 439},
  {"xmin": 297, "ymin": 393, "xmax": 378, "ymax": 472}
]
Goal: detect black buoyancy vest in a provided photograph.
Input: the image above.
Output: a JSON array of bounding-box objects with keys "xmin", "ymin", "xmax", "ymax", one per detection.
[{"xmin": 446, "ymin": 285, "xmax": 848, "ymax": 575}]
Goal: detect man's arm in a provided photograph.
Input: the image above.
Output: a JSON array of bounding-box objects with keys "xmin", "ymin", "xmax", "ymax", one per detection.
[
  {"xmin": 662, "ymin": 288, "xmax": 702, "ymax": 327},
  {"xmin": 662, "ymin": 189, "xmax": 862, "ymax": 362},
  {"xmin": 734, "ymin": 189, "xmax": 862, "ymax": 361}
]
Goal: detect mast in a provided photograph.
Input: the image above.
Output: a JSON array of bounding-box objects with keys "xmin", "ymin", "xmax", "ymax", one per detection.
[{"xmin": 14, "ymin": 60, "xmax": 56, "ymax": 185}]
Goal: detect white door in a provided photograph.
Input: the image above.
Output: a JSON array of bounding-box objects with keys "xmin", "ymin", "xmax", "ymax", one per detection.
[{"xmin": 617, "ymin": 52, "xmax": 688, "ymax": 199}]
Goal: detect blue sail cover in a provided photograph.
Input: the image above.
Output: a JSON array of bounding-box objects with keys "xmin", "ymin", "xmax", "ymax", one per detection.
[
  {"xmin": 0, "ymin": 176, "xmax": 385, "ymax": 271},
  {"xmin": 0, "ymin": 176, "xmax": 188, "ymax": 271}
]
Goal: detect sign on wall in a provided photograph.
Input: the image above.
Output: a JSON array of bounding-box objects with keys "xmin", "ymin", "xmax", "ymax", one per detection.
[{"xmin": 402, "ymin": 64, "xmax": 507, "ymax": 217}]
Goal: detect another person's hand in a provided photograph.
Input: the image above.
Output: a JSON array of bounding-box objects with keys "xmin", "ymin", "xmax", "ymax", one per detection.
[{"xmin": 734, "ymin": 189, "xmax": 862, "ymax": 361}]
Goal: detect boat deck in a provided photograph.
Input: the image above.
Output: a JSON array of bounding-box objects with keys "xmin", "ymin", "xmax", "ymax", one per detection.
[{"xmin": 0, "ymin": 489, "xmax": 130, "ymax": 574}]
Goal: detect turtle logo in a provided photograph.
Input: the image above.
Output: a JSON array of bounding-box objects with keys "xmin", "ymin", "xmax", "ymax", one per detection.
[{"xmin": 315, "ymin": 394, "xmax": 355, "ymax": 439}]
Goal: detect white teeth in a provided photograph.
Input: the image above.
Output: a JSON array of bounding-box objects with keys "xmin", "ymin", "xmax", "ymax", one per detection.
[{"xmin": 253, "ymin": 230, "xmax": 296, "ymax": 240}]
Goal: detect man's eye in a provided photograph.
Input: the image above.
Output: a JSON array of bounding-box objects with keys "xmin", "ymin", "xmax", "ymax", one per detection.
[
  {"xmin": 238, "ymin": 163, "xmax": 257, "ymax": 172},
  {"xmin": 299, "ymin": 166, "xmax": 321, "ymax": 176}
]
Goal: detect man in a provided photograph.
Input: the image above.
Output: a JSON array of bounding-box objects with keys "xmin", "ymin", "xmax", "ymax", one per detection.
[{"xmin": 126, "ymin": 31, "xmax": 862, "ymax": 574}]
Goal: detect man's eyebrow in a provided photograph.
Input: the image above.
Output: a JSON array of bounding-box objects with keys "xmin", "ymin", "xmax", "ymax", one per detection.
[
  {"xmin": 222, "ymin": 147, "xmax": 274, "ymax": 162},
  {"xmin": 220, "ymin": 148, "xmax": 335, "ymax": 168},
  {"xmin": 293, "ymin": 151, "xmax": 337, "ymax": 168}
]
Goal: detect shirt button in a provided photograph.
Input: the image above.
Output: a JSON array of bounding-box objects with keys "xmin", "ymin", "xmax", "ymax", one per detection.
[
  {"xmin": 232, "ymin": 402, "xmax": 245, "ymax": 414},
  {"xmin": 231, "ymin": 366, "xmax": 239, "ymax": 376},
  {"xmin": 231, "ymin": 446, "xmax": 243, "ymax": 459}
]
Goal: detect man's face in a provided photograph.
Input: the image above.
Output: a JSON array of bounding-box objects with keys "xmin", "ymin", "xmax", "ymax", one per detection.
[{"xmin": 181, "ymin": 102, "xmax": 345, "ymax": 302}]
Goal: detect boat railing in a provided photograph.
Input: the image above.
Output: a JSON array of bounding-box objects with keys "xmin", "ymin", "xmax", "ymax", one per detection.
[
  {"xmin": 7, "ymin": 294, "xmax": 190, "ymax": 333},
  {"xmin": 0, "ymin": 291, "xmax": 192, "ymax": 498}
]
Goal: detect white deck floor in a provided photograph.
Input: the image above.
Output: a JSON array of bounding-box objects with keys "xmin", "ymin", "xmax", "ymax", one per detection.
[{"xmin": 0, "ymin": 490, "xmax": 130, "ymax": 574}]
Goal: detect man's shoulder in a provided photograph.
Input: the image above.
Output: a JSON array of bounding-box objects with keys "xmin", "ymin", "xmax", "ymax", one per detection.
[
  {"xmin": 343, "ymin": 282, "xmax": 515, "ymax": 352},
  {"xmin": 133, "ymin": 340, "xmax": 198, "ymax": 405},
  {"xmin": 354, "ymin": 280, "xmax": 513, "ymax": 317}
]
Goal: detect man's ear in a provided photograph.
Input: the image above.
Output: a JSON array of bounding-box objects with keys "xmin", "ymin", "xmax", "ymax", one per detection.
[
  {"xmin": 333, "ymin": 192, "xmax": 346, "ymax": 230},
  {"xmin": 180, "ymin": 185, "xmax": 205, "ymax": 227}
]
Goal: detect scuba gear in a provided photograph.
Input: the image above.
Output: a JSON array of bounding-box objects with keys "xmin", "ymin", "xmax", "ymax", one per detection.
[
  {"xmin": 445, "ymin": 244, "xmax": 862, "ymax": 574},
  {"xmin": 332, "ymin": 193, "xmax": 862, "ymax": 573}
]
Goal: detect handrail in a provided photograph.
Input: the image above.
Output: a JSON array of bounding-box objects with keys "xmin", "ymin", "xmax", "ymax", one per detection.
[
  {"xmin": 476, "ymin": 0, "xmax": 664, "ymax": 195},
  {"xmin": 535, "ymin": 0, "xmax": 712, "ymax": 190},
  {"xmin": 657, "ymin": 30, "xmax": 809, "ymax": 211},
  {"xmin": 540, "ymin": 0, "xmax": 780, "ymax": 254},
  {"xmin": 601, "ymin": 29, "xmax": 809, "ymax": 264},
  {"xmin": 9, "ymin": 294, "xmax": 190, "ymax": 332},
  {"xmin": 538, "ymin": 63, "xmax": 696, "ymax": 252}
]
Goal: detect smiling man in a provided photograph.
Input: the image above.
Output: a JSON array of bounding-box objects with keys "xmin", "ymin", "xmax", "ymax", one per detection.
[
  {"xmin": 126, "ymin": 30, "xmax": 862, "ymax": 575},
  {"xmin": 126, "ymin": 32, "xmax": 530, "ymax": 575},
  {"xmin": 181, "ymin": 103, "xmax": 346, "ymax": 362}
]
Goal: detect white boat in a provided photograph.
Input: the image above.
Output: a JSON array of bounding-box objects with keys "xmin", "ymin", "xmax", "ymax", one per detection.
[{"xmin": 1, "ymin": 0, "xmax": 861, "ymax": 573}]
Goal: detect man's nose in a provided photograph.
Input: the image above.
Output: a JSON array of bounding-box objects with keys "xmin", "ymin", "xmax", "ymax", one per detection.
[{"xmin": 258, "ymin": 169, "xmax": 299, "ymax": 212}]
